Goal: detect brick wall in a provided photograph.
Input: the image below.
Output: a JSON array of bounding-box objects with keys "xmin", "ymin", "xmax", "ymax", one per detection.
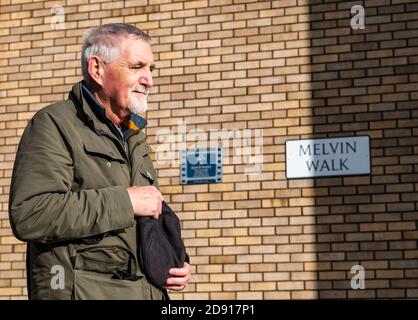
[{"xmin": 1, "ymin": 0, "xmax": 418, "ymax": 299}]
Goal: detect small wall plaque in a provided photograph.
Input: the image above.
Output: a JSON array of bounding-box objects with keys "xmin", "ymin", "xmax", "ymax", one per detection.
[{"xmin": 180, "ymin": 148, "xmax": 222, "ymax": 185}]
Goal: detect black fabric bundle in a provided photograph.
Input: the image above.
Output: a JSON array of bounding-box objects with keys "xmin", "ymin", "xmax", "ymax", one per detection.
[{"xmin": 136, "ymin": 201, "xmax": 188, "ymax": 288}]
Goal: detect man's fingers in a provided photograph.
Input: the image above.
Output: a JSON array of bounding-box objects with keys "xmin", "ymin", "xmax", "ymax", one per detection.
[
  {"xmin": 163, "ymin": 285, "xmax": 185, "ymax": 292},
  {"xmin": 165, "ymin": 276, "xmax": 190, "ymax": 287},
  {"xmin": 168, "ymin": 262, "xmax": 191, "ymax": 277},
  {"xmin": 149, "ymin": 186, "xmax": 163, "ymax": 219},
  {"xmin": 168, "ymin": 268, "xmax": 188, "ymax": 277},
  {"xmin": 158, "ymin": 197, "xmax": 162, "ymax": 215},
  {"xmin": 165, "ymin": 263, "xmax": 191, "ymax": 290},
  {"xmin": 128, "ymin": 185, "xmax": 164, "ymax": 218},
  {"xmin": 155, "ymin": 190, "xmax": 162, "ymax": 219}
]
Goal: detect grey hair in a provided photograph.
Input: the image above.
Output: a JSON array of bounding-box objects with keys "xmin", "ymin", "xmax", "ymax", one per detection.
[{"xmin": 81, "ymin": 23, "xmax": 151, "ymax": 84}]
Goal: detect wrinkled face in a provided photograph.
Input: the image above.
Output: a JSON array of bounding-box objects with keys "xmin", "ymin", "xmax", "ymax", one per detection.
[{"xmin": 100, "ymin": 36, "xmax": 155, "ymax": 116}]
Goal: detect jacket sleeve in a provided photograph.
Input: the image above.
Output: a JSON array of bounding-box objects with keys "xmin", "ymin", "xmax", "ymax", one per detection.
[{"xmin": 9, "ymin": 110, "xmax": 135, "ymax": 243}]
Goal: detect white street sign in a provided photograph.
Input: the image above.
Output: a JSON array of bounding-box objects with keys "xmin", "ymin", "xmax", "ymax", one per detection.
[{"xmin": 286, "ymin": 136, "xmax": 370, "ymax": 179}]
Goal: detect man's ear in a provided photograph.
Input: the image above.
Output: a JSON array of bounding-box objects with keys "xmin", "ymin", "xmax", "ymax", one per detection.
[{"xmin": 87, "ymin": 56, "xmax": 104, "ymax": 86}]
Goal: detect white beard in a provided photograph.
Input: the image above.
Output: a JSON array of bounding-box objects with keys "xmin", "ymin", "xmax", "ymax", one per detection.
[{"xmin": 127, "ymin": 92, "xmax": 148, "ymax": 115}]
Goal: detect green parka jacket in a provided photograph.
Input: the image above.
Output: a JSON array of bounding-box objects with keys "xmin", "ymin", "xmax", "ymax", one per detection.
[{"xmin": 9, "ymin": 81, "xmax": 164, "ymax": 300}]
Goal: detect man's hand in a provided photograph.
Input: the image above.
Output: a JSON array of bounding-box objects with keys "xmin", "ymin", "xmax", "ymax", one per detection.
[
  {"xmin": 163, "ymin": 262, "xmax": 192, "ymax": 292},
  {"xmin": 127, "ymin": 186, "xmax": 163, "ymax": 219}
]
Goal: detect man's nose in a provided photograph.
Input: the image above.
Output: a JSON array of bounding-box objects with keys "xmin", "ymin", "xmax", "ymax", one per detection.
[{"xmin": 140, "ymin": 68, "xmax": 153, "ymax": 88}]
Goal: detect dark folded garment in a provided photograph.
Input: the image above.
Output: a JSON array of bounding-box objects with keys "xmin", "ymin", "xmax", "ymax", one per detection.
[{"xmin": 136, "ymin": 201, "xmax": 187, "ymax": 288}]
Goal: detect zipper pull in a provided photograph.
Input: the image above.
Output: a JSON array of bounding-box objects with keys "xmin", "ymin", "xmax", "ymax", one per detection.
[{"xmin": 146, "ymin": 171, "xmax": 153, "ymax": 182}]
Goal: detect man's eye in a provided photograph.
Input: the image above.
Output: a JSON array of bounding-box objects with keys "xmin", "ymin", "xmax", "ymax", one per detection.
[{"xmin": 129, "ymin": 64, "xmax": 155, "ymax": 72}]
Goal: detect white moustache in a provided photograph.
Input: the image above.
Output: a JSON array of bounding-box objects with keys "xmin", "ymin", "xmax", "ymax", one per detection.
[{"xmin": 133, "ymin": 85, "xmax": 149, "ymax": 95}]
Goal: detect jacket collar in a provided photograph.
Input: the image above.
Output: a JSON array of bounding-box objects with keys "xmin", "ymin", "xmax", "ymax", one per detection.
[{"xmin": 69, "ymin": 81, "xmax": 147, "ymax": 139}]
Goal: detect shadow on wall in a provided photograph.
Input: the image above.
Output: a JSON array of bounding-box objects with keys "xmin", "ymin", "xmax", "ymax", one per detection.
[
  {"xmin": 164, "ymin": 0, "xmax": 418, "ymax": 300},
  {"xmin": 292, "ymin": 0, "xmax": 418, "ymax": 299}
]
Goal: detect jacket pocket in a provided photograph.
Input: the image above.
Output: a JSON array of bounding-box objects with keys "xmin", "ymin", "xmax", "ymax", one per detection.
[
  {"xmin": 83, "ymin": 138, "xmax": 125, "ymax": 163},
  {"xmin": 74, "ymin": 245, "xmax": 135, "ymax": 274},
  {"xmin": 74, "ymin": 246, "xmax": 131, "ymax": 273},
  {"xmin": 130, "ymin": 141, "xmax": 159, "ymax": 188},
  {"xmin": 77, "ymin": 138, "xmax": 129, "ymax": 188},
  {"xmin": 138, "ymin": 160, "xmax": 157, "ymax": 186},
  {"xmin": 73, "ymin": 269, "xmax": 143, "ymax": 300},
  {"xmin": 73, "ymin": 245, "xmax": 144, "ymax": 300}
]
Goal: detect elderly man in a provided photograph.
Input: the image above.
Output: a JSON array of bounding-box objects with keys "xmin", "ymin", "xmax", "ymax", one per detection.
[{"xmin": 9, "ymin": 23, "xmax": 191, "ymax": 300}]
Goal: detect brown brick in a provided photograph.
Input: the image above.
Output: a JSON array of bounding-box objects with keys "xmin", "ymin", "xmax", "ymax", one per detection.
[{"xmin": 0, "ymin": 0, "xmax": 417, "ymax": 301}]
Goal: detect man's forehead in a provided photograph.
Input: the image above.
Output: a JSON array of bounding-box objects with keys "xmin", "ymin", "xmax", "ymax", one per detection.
[{"xmin": 120, "ymin": 36, "xmax": 154, "ymax": 64}]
